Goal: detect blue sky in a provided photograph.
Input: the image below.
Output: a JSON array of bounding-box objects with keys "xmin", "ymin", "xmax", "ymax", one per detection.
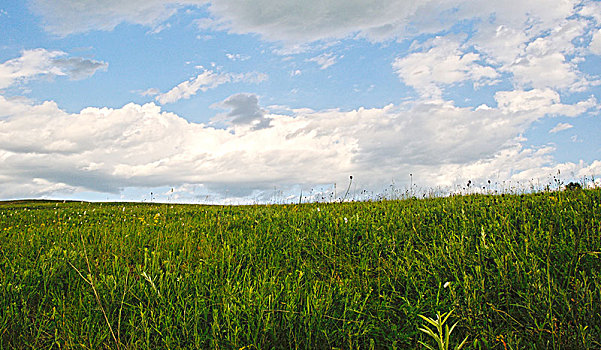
[{"xmin": 1, "ymin": 0, "xmax": 600, "ymax": 203}]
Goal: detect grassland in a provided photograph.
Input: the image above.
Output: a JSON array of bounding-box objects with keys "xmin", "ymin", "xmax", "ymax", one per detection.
[{"xmin": 1, "ymin": 189, "xmax": 600, "ymax": 349}]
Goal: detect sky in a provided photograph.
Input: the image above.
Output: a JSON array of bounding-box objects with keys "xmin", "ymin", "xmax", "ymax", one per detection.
[{"xmin": 1, "ymin": 0, "xmax": 600, "ymax": 204}]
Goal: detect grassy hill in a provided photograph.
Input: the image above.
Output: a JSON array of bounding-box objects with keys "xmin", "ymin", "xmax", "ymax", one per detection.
[{"xmin": 1, "ymin": 189, "xmax": 600, "ymax": 349}]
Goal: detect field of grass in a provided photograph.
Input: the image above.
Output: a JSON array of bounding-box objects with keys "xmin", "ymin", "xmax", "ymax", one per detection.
[{"xmin": 1, "ymin": 189, "xmax": 600, "ymax": 349}]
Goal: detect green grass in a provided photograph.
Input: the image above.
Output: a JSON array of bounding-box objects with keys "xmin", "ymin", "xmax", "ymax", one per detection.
[{"xmin": 1, "ymin": 189, "xmax": 600, "ymax": 349}]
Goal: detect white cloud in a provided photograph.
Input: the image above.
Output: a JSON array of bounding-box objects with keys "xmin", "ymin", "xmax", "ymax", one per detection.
[
  {"xmin": 590, "ymin": 29, "xmax": 601, "ymax": 55},
  {"xmin": 29, "ymin": 0, "xmax": 207, "ymax": 36},
  {"xmin": 0, "ymin": 49, "xmax": 107, "ymax": 89},
  {"xmin": 155, "ymin": 69, "xmax": 267, "ymax": 104},
  {"xmin": 394, "ymin": 14, "xmax": 595, "ymax": 97},
  {"xmin": 580, "ymin": 1, "xmax": 601, "ymax": 24},
  {"xmin": 505, "ymin": 19, "xmax": 588, "ymax": 90},
  {"xmin": 28, "ymin": 0, "xmax": 597, "ymax": 98},
  {"xmin": 148, "ymin": 22, "xmax": 172, "ymax": 34},
  {"xmin": 494, "ymin": 89, "xmax": 597, "ymax": 116},
  {"xmin": 226, "ymin": 53, "xmax": 250, "ymax": 61},
  {"xmin": 495, "ymin": 89, "xmax": 562, "ymax": 114},
  {"xmin": 393, "ymin": 36, "xmax": 499, "ymax": 97},
  {"xmin": 30, "ymin": 1, "xmax": 582, "ymax": 43},
  {"xmin": 201, "ymin": 0, "xmax": 421, "ymax": 43},
  {"xmin": 202, "ymin": 0, "xmax": 583, "ymax": 44},
  {"xmin": 0, "ymin": 90, "xmax": 597, "ymax": 199},
  {"xmin": 30, "ymin": 0, "xmax": 416, "ymax": 40},
  {"xmin": 139, "ymin": 88, "xmax": 160, "ymax": 97},
  {"xmin": 473, "ymin": 17, "xmax": 593, "ymax": 91},
  {"xmin": 549, "ymin": 122, "xmax": 573, "ymax": 133},
  {"xmin": 307, "ymin": 53, "xmax": 342, "ymax": 70},
  {"xmin": 473, "ymin": 25, "xmax": 529, "ymax": 66},
  {"xmin": 156, "ymin": 70, "xmax": 230, "ymax": 104},
  {"xmin": 510, "ymin": 52, "xmax": 579, "ymax": 90}
]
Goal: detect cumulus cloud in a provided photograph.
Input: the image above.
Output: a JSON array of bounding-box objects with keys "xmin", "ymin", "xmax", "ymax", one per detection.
[
  {"xmin": 510, "ymin": 52, "xmax": 579, "ymax": 90},
  {"xmin": 506, "ymin": 20, "xmax": 587, "ymax": 90},
  {"xmin": 494, "ymin": 89, "xmax": 597, "ymax": 116},
  {"xmin": 0, "ymin": 49, "xmax": 107, "ymax": 89},
  {"xmin": 51, "ymin": 56, "xmax": 109, "ymax": 80},
  {"xmin": 393, "ymin": 36, "xmax": 499, "ymax": 97},
  {"xmin": 212, "ymin": 93, "xmax": 271, "ymax": 130},
  {"xmin": 471, "ymin": 15, "xmax": 596, "ymax": 92},
  {"xmin": 394, "ymin": 14, "xmax": 595, "ymax": 97},
  {"xmin": 155, "ymin": 69, "xmax": 267, "ymax": 104},
  {"xmin": 0, "ymin": 90, "xmax": 598, "ymax": 199}
]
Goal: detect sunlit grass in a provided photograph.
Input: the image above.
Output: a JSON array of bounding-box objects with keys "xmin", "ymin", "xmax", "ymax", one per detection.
[{"xmin": 0, "ymin": 189, "xmax": 600, "ymax": 348}]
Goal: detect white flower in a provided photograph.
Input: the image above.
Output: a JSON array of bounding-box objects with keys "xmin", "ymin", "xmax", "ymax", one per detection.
[
  {"xmin": 443, "ymin": 281, "xmax": 451, "ymax": 288},
  {"xmin": 344, "ymin": 217, "xmax": 348, "ymax": 223}
]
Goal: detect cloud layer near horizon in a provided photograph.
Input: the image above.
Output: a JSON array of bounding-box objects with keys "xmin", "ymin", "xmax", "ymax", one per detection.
[{"xmin": 1, "ymin": 90, "xmax": 599, "ymax": 199}]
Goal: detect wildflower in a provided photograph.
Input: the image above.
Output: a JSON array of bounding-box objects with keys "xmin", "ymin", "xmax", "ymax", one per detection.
[
  {"xmin": 444, "ymin": 281, "xmax": 451, "ymax": 288},
  {"xmin": 344, "ymin": 217, "xmax": 348, "ymax": 223}
]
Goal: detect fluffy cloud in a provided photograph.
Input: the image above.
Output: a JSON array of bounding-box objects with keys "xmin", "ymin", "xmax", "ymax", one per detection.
[
  {"xmin": 0, "ymin": 90, "xmax": 597, "ymax": 199},
  {"xmin": 393, "ymin": 36, "xmax": 499, "ymax": 97},
  {"xmin": 0, "ymin": 49, "xmax": 107, "ymax": 89},
  {"xmin": 155, "ymin": 69, "xmax": 267, "ymax": 104},
  {"xmin": 494, "ymin": 89, "xmax": 597, "ymax": 117},
  {"xmin": 471, "ymin": 14, "xmax": 598, "ymax": 92},
  {"xmin": 506, "ymin": 19, "xmax": 587, "ymax": 90},
  {"xmin": 394, "ymin": 14, "xmax": 595, "ymax": 97},
  {"xmin": 212, "ymin": 93, "xmax": 271, "ymax": 130}
]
